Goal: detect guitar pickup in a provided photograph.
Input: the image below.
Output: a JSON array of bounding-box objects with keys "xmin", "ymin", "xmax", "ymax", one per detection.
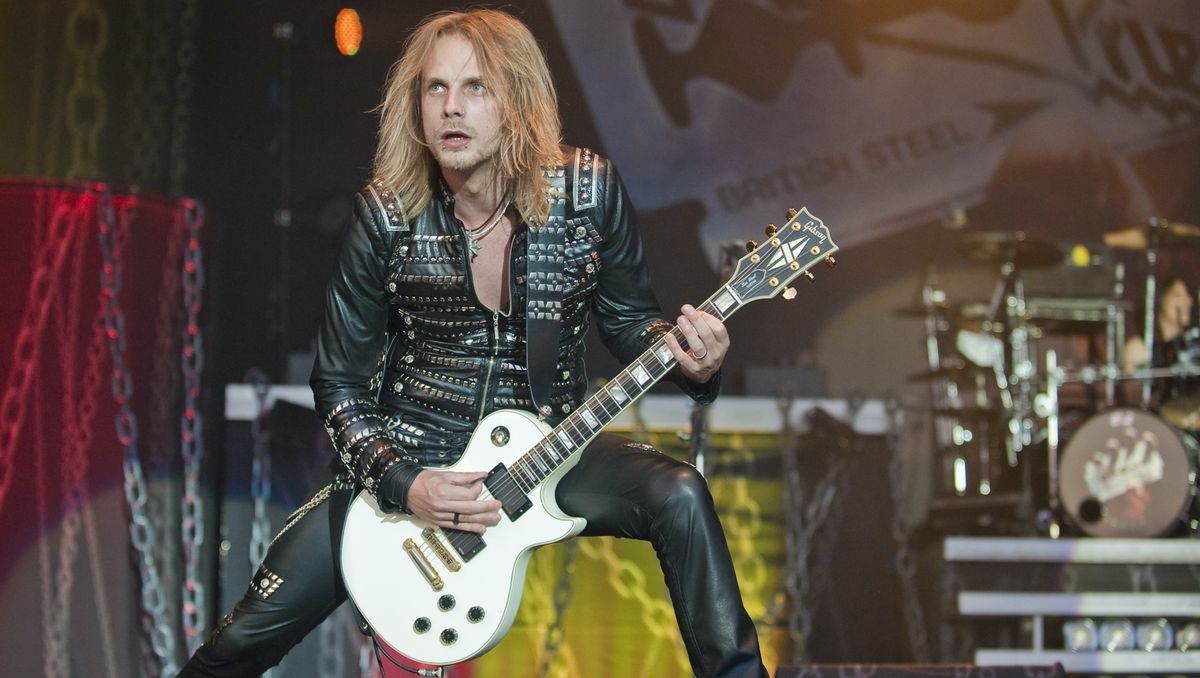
[{"xmin": 484, "ymin": 463, "xmax": 532, "ymax": 521}]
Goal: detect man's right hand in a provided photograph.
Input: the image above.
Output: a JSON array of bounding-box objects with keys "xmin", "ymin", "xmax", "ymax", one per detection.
[{"xmin": 406, "ymin": 470, "xmax": 502, "ymax": 535}]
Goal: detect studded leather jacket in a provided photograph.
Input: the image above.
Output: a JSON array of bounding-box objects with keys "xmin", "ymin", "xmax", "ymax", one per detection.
[{"xmin": 311, "ymin": 147, "xmax": 719, "ymax": 513}]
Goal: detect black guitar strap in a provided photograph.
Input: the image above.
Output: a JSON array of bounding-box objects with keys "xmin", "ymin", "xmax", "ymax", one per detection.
[{"xmin": 525, "ymin": 166, "xmax": 567, "ymax": 418}]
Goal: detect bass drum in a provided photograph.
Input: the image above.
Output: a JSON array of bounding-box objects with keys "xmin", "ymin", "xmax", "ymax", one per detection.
[{"xmin": 1060, "ymin": 408, "xmax": 1198, "ymax": 537}]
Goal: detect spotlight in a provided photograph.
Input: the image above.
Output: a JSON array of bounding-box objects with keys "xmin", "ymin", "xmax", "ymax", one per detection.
[
  {"xmin": 1099, "ymin": 620, "xmax": 1135, "ymax": 652},
  {"xmin": 1063, "ymin": 618, "xmax": 1098, "ymax": 652},
  {"xmin": 334, "ymin": 8, "xmax": 363, "ymax": 56},
  {"xmin": 1136, "ymin": 619, "xmax": 1174, "ymax": 651},
  {"xmin": 1176, "ymin": 622, "xmax": 1200, "ymax": 651}
]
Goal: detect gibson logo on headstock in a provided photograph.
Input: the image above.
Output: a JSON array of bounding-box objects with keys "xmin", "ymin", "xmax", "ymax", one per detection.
[{"xmin": 801, "ymin": 218, "xmax": 827, "ymax": 243}]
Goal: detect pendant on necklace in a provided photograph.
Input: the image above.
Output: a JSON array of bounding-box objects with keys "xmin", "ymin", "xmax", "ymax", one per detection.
[{"xmin": 466, "ymin": 232, "xmax": 482, "ymax": 260}]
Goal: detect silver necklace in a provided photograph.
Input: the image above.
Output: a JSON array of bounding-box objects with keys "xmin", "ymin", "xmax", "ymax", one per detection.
[{"xmin": 463, "ymin": 197, "xmax": 510, "ymax": 260}]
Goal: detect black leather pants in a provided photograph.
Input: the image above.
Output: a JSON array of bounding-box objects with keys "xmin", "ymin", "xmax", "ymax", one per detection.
[{"xmin": 178, "ymin": 433, "xmax": 767, "ymax": 677}]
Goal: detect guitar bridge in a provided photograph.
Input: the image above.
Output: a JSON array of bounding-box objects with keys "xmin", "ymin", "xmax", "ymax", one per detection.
[
  {"xmin": 422, "ymin": 528, "xmax": 462, "ymax": 572},
  {"xmin": 403, "ymin": 538, "xmax": 444, "ymax": 592}
]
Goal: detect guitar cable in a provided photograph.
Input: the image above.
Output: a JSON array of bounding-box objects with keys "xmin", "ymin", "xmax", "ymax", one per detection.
[{"xmin": 372, "ymin": 636, "xmax": 445, "ymax": 677}]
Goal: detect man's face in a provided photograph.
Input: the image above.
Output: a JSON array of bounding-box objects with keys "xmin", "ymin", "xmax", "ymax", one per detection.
[{"xmin": 421, "ymin": 33, "xmax": 503, "ymax": 178}]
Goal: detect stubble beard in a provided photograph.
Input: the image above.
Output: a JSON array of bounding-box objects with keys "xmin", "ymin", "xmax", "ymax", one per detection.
[{"xmin": 428, "ymin": 134, "xmax": 502, "ymax": 177}]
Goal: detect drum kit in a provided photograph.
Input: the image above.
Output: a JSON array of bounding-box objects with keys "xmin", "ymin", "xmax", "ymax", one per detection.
[{"xmin": 903, "ymin": 218, "xmax": 1200, "ymax": 538}]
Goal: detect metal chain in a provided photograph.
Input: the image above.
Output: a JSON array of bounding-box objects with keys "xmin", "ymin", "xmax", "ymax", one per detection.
[
  {"xmin": 756, "ymin": 397, "xmax": 804, "ymax": 658},
  {"xmin": 712, "ymin": 439, "xmax": 768, "ymax": 603},
  {"xmin": 179, "ymin": 199, "xmax": 208, "ymax": 653},
  {"xmin": 123, "ymin": 0, "xmax": 161, "ymax": 186},
  {"xmin": 169, "ymin": 0, "xmax": 199, "ymax": 194},
  {"xmin": 885, "ymin": 396, "xmax": 932, "ymax": 661},
  {"xmin": 796, "ymin": 439, "xmax": 847, "ymax": 663},
  {"xmin": 537, "ymin": 540, "xmax": 580, "ymax": 678},
  {"xmin": 35, "ymin": 379, "xmax": 68, "ymax": 677},
  {"xmin": 98, "ymin": 188, "xmax": 180, "ymax": 676},
  {"xmin": 65, "ymin": 0, "xmax": 109, "ymax": 180},
  {"xmin": 47, "ymin": 207, "xmax": 93, "ymax": 676},
  {"xmin": 247, "ymin": 370, "xmax": 274, "ymax": 568},
  {"xmin": 0, "ymin": 196, "xmax": 78, "ymax": 518},
  {"xmin": 578, "ymin": 537, "xmax": 690, "ymax": 673}
]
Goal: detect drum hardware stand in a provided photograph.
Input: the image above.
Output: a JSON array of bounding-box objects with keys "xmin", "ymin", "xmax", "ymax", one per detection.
[
  {"xmin": 1037, "ymin": 349, "xmax": 1062, "ymax": 538},
  {"xmin": 1141, "ymin": 226, "xmax": 1161, "ymax": 405},
  {"xmin": 985, "ymin": 248, "xmax": 1034, "ymax": 466},
  {"xmin": 1104, "ymin": 263, "xmax": 1126, "ymax": 407}
]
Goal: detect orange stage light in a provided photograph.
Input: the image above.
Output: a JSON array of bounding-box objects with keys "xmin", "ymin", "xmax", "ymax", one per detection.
[{"xmin": 334, "ymin": 8, "xmax": 362, "ymax": 56}]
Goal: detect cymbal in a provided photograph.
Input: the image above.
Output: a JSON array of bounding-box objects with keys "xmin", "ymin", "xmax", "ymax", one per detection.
[
  {"xmin": 1161, "ymin": 394, "xmax": 1200, "ymax": 429},
  {"xmin": 930, "ymin": 405, "xmax": 1005, "ymax": 420},
  {"xmin": 907, "ymin": 358, "xmax": 994, "ymax": 383},
  {"xmin": 1103, "ymin": 217, "xmax": 1200, "ymax": 250},
  {"xmin": 957, "ymin": 231, "xmax": 1063, "ymax": 268},
  {"xmin": 892, "ymin": 299, "xmax": 990, "ymax": 319}
]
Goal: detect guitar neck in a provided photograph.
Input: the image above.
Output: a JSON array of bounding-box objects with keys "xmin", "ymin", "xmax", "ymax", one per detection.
[
  {"xmin": 506, "ymin": 288, "xmax": 742, "ymax": 490},
  {"xmin": 503, "ymin": 205, "xmax": 838, "ymax": 492}
]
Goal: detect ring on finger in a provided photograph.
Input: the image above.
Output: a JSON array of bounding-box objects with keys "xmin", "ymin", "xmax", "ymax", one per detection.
[
  {"xmin": 453, "ymin": 512, "xmax": 461, "ymax": 525},
  {"xmin": 690, "ymin": 348, "xmax": 708, "ymax": 360}
]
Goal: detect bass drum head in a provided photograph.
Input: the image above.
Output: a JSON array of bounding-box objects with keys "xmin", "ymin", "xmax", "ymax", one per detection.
[{"xmin": 1060, "ymin": 408, "xmax": 1196, "ymax": 537}]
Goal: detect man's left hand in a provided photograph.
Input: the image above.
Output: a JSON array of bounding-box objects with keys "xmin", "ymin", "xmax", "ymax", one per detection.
[{"xmin": 663, "ymin": 304, "xmax": 729, "ymax": 384}]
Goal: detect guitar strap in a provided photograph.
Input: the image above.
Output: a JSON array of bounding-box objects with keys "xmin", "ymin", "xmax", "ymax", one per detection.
[
  {"xmin": 525, "ymin": 167, "xmax": 567, "ymax": 417},
  {"xmin": 374, "ymin": 167, "xmax": 568, "ymax": 417}
]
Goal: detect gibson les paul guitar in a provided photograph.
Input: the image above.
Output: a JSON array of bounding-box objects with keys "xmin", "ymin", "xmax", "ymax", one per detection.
[{"xmin": 341, "ymin": 207, "xmax": 838, "ymax": 666}]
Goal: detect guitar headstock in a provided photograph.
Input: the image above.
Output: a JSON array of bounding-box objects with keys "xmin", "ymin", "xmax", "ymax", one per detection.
[{"xmin": 726, "ymin": 207, "xmax": 838, "ymax": 303}]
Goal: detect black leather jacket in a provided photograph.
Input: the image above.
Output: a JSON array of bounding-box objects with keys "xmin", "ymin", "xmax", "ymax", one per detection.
[{"xmin": 311, "ymin": 147, "xmax": 718, "ymax": 512}]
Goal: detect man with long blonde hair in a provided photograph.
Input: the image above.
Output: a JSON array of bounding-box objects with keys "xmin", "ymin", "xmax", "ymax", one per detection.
[{"xmin": 180, "ymin": 8, "xmax": 765, "ymax": 677}]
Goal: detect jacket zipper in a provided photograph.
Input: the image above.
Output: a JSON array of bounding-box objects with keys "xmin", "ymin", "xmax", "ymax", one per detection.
[{"xmin": 478, "ymin": 310, "xmax": 500, "ymax": 419}]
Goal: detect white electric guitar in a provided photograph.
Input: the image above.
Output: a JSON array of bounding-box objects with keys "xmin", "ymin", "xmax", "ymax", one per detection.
[{"xmin": 341, "ymin": 207, "xmax": 838, "ymax": 666}]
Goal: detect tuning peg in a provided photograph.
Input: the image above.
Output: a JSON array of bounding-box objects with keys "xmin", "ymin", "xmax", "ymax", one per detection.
[
  {"xmin": 765, "ymin": 223, "xmax": 779, "ymax": 237},
  {"xmin": 787, "ymin": 208, "xmax": 799, "ymax": 219},
  {"xmin": 745, "ymin": 239, "xmax": 758, "ymax": 253},
  {"xmin": 781, "ymin": 287, "xmax": 797, "ymax": 300},
  {"xmin": 824, "ymin": 256, "xmax": 837, "ymax": 268},
  {"xmin": 803, "ymin": 270, "xmax": 815, "ymax": 282}
]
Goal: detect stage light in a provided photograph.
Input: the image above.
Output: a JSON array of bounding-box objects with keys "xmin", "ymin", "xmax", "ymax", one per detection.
[
  {"xmin": 1099, "ymin": 620, "xmax": 1135, "ymax": 652},
  {"xmin": 953, "ymin": 455, "xmax": 967, "ymax": 495},
  {"xmin": 1136, "ymin": 618, "xmax": 1173, "ymax": 651},
  {"xmin": 1063, "ymin": 618, "xmax": 1098, "ymax": 652},
  {"xmin": 335, "ymin": 8, "xmax": 362, "ymax": 56},
  {"xmin": 1176, "ymin": 622, "xmax": 1200, "ymax": 651}
]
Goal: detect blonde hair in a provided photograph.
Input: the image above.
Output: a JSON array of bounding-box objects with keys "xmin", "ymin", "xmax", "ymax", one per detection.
[{"xmin": 373, "ymin": 8, "xmax": 563, "ymax": 226}]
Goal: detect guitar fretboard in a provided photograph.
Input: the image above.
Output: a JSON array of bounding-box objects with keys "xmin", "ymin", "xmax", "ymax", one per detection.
[{"xmin": 504, "ymin": 287, "xmax": 741, "ymax": 493}]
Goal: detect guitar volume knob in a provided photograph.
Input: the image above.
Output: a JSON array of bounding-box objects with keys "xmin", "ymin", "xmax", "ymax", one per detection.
[
  {"xmin": 440, "ymin": 628, "xmax": 458, "ymax": 645},
  {"xmin": 467, "ymin": 606, "xmax": 485, "ymax": 623},
  {"xmin": 413, "ymin": 617, "xmax": 431, "ymax": 634},
  {"xmin": 438, "ymin": 594, "xmax": 456, "ymax": 611}
]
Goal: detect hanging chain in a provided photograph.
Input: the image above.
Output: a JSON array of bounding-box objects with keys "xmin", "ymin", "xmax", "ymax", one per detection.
[
  {"xmin": 179, "ymin": 199, "xmax": 208, "ymax": 653},
  {"xmin": 65, "ymin": 0, "xmax": 109, "ymax": 180},
  {"xmin": 775, "ymin": 396, "xmax": 809, "ymax": 661},
  {"xmin": 537, "ymin": 540, "xmax": 580, "ymax": 678},
  {"xmin": 169, "ymin": 0, "xmax": 198, "ymax": 194},
  {"xmin": 35, "ymin": 379, "xmax": 69, "ymax": 678},
  {"xmin": 578, "ymin": 537, "xmax": 690, "ymax": 673},
  {"xmin": 0, "ymin": 197, "xmax": 78, "ymax": 518},
  {"xmin": 885, "ymin": 396, "xmax": 931, "ymax": 661},
  {"xmin": 47, "ymin": 205, "xmax": 93, "ymax": 677},
  {"xmin": 247, "ymin": 370, "xmax": 274, "ymax": 568},
  {"xmin": 98, "ymin": 188, "xmax": 180, "ymax": 676},
  {"xmin": 123, "ymin": 0, "xmax": 160, "ymax": 186}
]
